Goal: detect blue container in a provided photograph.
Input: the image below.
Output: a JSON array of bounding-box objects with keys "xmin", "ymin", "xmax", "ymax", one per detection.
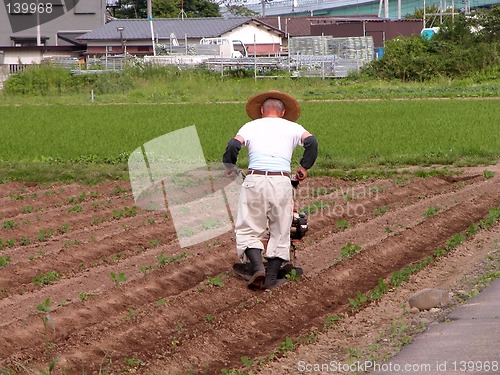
[{"xmin": 375, "ymin": 47, "xmax": 384, "ymax": 59}]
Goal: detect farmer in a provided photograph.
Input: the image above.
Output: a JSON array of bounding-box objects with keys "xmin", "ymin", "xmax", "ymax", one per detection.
[{"xmin": 222, "ymin": 90, "xmax": 318, "ymax": 290}]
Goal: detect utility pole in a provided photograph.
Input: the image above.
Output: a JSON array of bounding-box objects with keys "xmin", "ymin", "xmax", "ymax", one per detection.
[{"xmin": 147, "ymin": 0, "xmax": 156, "ymax": 56}]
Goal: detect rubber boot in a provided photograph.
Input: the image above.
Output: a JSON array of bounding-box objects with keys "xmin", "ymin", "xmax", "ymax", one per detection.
[
  {"xmin": 232, "ymin": 262, "xmax": 253, "ymax": 281},
  {"xmin": 264, "ymin": 257, "xmax": 287, "ymax": 290},
  {"xmin": 244, "ymin": 248, "xmax": 266, "ymax": 289}
]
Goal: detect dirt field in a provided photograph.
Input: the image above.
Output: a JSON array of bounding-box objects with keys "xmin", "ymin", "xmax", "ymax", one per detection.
[{"xmin": 1, "ymin": 164, "xmax": 499, "ymax": 374}]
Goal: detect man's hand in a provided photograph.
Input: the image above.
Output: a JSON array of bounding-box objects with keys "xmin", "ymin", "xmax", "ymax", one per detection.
[
  {"xmin": 295, "ymin": 167, "xmax": 307, "ymax": 181},
  {"xmin": 224, "ymin": 167, "xmax": 238, "ymax": 178}
]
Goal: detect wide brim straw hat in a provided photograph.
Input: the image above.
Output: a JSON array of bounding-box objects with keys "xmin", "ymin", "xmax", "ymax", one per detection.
[{"xmin": 245, "ymin": 90, "xmax": 301, "ymax": 121}]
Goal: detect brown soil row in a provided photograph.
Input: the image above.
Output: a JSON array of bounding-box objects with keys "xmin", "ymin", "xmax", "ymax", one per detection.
[{"xmin": 0, "ymin": 167, "xmax": 498, "ymax": 374}]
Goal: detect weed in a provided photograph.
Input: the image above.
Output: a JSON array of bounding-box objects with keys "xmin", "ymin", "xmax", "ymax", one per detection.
[
  {"xmin": 8, "ymin": 193, "xmax": 24, "ymax": 201},
  {"xmin": 33, "ymin": 271, "xmax": 61, "ymax": 286},
  {"xmin": 110, "ymin": 271, "xmax": 127, "ymax": 286},
  {"xmin": 385, "ymin": 226, "xmax": 393, "ymax": 234},
  {"xmin": 21, "ymin": 237, "xmax": 31, "ymax": 246},
  {"xmin": 207, "ymin": 275, "xmax": 225, "ymax": 287},
  {"xmin": 336, "ymin": 219, "xmax": 350, "ymax": 231},
  {"xmin": 89, "ymin": 191, "xmax": 99, "ymax": 198},
  {"xmin": 91, "ymin": 217, "xmax": 100, "ymax": 226}
]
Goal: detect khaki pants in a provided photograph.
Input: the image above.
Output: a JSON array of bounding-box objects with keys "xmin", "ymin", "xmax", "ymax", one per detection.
[{"xmin": 235, "ymin": 174, "xmax": 293, "ymax": 261}]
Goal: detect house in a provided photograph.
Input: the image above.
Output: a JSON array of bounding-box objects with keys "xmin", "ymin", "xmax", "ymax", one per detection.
[
  {"xmin": 0, "ymin": 0, "xmax": 108, "ymax": 64},
  {"xmin": 257, "ymin": 16, "xmax": 424, "ymax": 48},
  {"xmin": 77, "ymin": 17, "xmax": 285, "ymax": 57}
]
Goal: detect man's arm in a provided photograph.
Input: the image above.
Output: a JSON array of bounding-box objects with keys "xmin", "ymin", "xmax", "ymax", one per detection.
[
  {"xmin": 296, "ymin": 132, "xmax": 318, "ymax": 180},
  {"xmin": 222, "ymin": 135, "xmax": 244, "ymax": 175}
]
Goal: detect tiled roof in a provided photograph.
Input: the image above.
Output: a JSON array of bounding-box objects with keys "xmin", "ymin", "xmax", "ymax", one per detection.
[{"xmin": 78, "ymin": 17, "xmax": 259, "ymax": 41}]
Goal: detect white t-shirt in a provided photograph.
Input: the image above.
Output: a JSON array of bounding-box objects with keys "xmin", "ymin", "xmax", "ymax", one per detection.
[{"xmin": 237, "ymin": 117, "xmax": 307, "ymax": 172}]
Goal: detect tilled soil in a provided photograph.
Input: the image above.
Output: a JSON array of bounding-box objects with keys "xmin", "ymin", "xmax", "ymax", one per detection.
[{"xmin": 1, "ymin": 164, "xmax": 499, "ymax": 374}]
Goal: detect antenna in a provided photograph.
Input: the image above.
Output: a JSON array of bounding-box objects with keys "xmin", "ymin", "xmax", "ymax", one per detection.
[{"xmin": 179, "ymin": 0, "xmax": 187, "ymax": 19}]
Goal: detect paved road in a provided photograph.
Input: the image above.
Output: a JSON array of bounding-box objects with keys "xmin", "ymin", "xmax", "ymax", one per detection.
[{"xmin": 371, "ymin": 278, "xmax": 500, "ymax": 374}]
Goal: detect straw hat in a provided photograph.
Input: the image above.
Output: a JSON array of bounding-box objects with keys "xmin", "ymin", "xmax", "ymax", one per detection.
[{"xmin": 245, "ymin": 90, "xmax": 301, "ymax": 121}]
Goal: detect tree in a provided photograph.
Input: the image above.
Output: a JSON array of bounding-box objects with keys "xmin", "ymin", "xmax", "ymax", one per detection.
[
  {"xmin": 114, "ymin": 0, "xmax": 221, "ymax": 18},
  {"xmin": 115, "ymin": 0, "xmax": 148, "ymax": 18},
  {"xmin": 225, "ymin": 4, "xmax": 257, "ymax": 17}
]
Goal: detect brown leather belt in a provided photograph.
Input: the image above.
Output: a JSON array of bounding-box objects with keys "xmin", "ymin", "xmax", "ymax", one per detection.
[{"xmin": 248, "ymin": 169, "xmax": 290, "ymax": 177}]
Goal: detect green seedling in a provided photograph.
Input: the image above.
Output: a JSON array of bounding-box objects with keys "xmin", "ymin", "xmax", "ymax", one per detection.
[
  {"xmin": 374, "ymin": 205, "xmax": 389, "ymax": 216},
  {"xmin": 207, "ymin": 275, "xmax": 225, "ymax": 287},
  {"xmin": 110, "ymin": 272, "xmax": 127, "ymax": 286},
  {"xmin": 341, "ymin": 242, "xmax": 362, "ymax": 258},
  {"xmin": 424, "ymin": 205, "xmax": 439, "ymax": 217},
  {"xmin": 3, "ymin": 220, "xmax": 18, "ymax": 229},
  {"xmin": 349, "ymin": 291, "xmax": 368, "ymax": 312},
  {"xmin": 370, "ymin": 278, "xmax": 389, "ymax": 301},
  {"xmin": 0, "ymin": 256, "xmax": 12, "ymax": 268},
  {"xmin": 285, "ymin": 268, "xmax": 301, "ymax": 282},
  {"xmin": 58, "ymin": 224, "xmax": 70, "ymax": 234},
  {"xmin": 125, "ymin": 307, "xmax": 137, "ymax": 321},
  {"xmin": 433, "ymin": 248, "xmax": 447, "ymax": 258},
  {"xmin": 21, "ymin": 205, "xmax": 33, "ymax": 213},
  {"xmin": 323, "ymin": 314, "xmax": 341, "ymax": 330},
  {"xmin": 36, "ymin": 298, "xmax": 58, "ymax": 374},
  {"xmin": 33, "ymin": 271, "xmax": 61, "ymax": 286},
  {"xmin": 336, "ymin": 219, "xmax": 350, "ymax": 231},
  {"xmin": 483, "ymin": 170, "xmax": 495, "ymax": 179},
  {"xmin": 79, "ymin": 291, "xmax": 99, "ymax": 301},
  {"xmin": 68, "ymin": 205, "xmax": 83, "ymax": 213},
  {"xmin": 204, "ymin": 314, "xmax": 214, "ymax": 325},
  {"xmin": 157, "ymin": 252, "xmax": 188, "ymax": 266},
  {"xmin": 37, "ymin": 229, "xmax": 55, "ymax": 242}
]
